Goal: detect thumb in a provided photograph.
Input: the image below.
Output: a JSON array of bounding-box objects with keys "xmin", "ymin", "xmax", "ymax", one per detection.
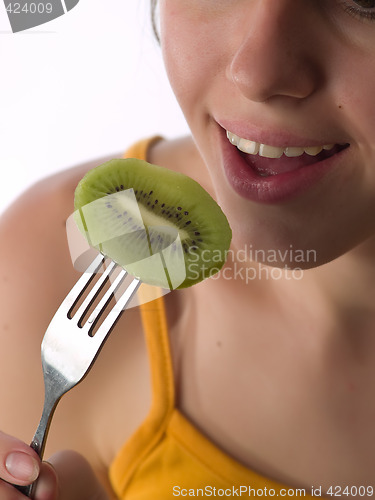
[{"xmin": 37, "ymin": 450, "xmax": 109, "ymax": 500}]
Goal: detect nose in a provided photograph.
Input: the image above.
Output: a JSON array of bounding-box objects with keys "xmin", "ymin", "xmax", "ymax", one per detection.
[{"xmin": 227, "ymin": 1, "xmax": 322, "ymax": 103}]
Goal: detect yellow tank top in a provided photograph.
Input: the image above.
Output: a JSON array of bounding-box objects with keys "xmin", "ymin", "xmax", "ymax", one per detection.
[{"xmin": 109, "ymin": 137, "xmax": 314, "ymax": 499}]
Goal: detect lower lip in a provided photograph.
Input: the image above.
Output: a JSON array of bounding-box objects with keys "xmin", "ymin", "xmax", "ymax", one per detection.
[{"xmin": 219, "ymin": 129, "xmax": 349, "ymax": 204}]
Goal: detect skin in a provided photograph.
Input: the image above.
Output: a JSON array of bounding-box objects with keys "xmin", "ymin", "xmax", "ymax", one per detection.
[
  {"xmin": 159, "ymin": 0, "xmax": 375, "ymax": 266},
  {"xmin": 1, "ymin": 0, "xmax": 375, "ymax": 497}
]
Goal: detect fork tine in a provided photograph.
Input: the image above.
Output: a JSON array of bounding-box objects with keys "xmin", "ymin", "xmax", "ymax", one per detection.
[
  {"xmin": 92, "ymin": 277, "xmax": 141, "ymax": 344},
  {"xmin": 65, "ymin": 253, "xmax": 106, "ymax": 315},
  {"xmin": 73, "ymin": 259, "xmax": 117, "ymax": 325},
  {"xmin": 81, "ymin": 265, "xmax": 128, "ymax": 334}
]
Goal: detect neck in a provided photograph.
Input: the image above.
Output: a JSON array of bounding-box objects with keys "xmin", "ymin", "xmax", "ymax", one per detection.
[
  {"xmin": 193, "ymin": 236, "xmax": 375, "ymax": 355},
  {"xmin": 311, "ymin": 235, "xmax": 375, "ymax": 317}
]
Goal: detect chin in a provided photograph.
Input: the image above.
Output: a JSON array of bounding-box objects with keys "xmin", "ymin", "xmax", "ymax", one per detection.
[{"xmin": 227, "ymin": 213, "xmax": 373, "ymax": 272}]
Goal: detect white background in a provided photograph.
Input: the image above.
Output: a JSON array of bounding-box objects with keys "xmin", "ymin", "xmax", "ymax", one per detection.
[{"xmin": 0, "ymin": 0, "xmax": 189, "ymax": 214}]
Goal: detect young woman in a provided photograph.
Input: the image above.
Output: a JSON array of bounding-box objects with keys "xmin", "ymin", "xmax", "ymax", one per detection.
[{"xmin": 1, "ymin": 0, "xmax": 375, "ymax": 498}]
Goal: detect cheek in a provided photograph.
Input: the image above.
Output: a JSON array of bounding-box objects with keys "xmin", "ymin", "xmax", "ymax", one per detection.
[
  {"xmin": 159, "ymin": 3, "xmax": 226, "ymax": 121},
  {"xmin": 330, "ymin": 43, "xmax": 375, "ymax": 146},
  {"xmin": 160, "ymin": 5, "xmax": 199, "ymax": 95},
  {"xmin": 332, "ymin": 58, "xmax": 375, "ymax": 196}
]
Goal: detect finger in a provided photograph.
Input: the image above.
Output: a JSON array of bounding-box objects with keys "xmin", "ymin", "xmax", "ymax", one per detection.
[
  {"xmin": 45, "ymin": 450, "xmax": 108, "ymax": 500},
  {"xmin": 0, "ymin": 479, "xmax": 32, "ymax": 499},
  {"xmin": 33, "ymin": 462, "xmax": 58, "ymax": 500},
  {"xmin": 0, "ymin": 431, "xmax": 40, "ymax": 486}
]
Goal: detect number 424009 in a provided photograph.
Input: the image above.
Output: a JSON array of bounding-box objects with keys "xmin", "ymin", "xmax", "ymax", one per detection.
[
  {"xmin": 326, "ymin": 485, "xmax": 374, "ymax": 497},
  {"xmin": 6, "ymin": 3, "xmax": 53, "ymax": 14}
]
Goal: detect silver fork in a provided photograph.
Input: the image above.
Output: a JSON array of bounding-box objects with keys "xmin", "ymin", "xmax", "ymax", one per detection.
[{"xmin": 15, "ymin": 253, "xmax": 141, "ymax": 497}]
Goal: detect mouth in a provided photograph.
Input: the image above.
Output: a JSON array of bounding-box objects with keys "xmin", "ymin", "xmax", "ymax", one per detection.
[
  {"xmin": 219, "ymin": 125, "xmax": 351, "ymax": 203},
  {"xmin": 226, "ymin": 130, "xmax": 349, "ymax": 177}
]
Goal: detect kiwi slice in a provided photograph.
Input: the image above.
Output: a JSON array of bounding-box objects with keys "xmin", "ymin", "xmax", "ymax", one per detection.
[{"xmin": 74, "ymin": 158, "xmax": 232, "ymax": 289}]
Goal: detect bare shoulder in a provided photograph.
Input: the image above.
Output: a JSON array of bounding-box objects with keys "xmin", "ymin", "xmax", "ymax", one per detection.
[
  {"xmin": 0, "ymin": 152, "xmax": 150, "ymax": 478},
  {"xmin": 0, "ymin": 152, "xmax": 124, "ymax": 338}
]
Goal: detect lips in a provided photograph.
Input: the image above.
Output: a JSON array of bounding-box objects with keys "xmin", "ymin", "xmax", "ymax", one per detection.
[{"xmin": 218, "ymin": 124, "xmax": 350, "ymax": 203}]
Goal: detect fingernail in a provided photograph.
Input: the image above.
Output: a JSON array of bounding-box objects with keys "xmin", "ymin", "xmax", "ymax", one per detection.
[{"xmin": 5, "ymin": 451, "xmax": 39, "ymax": 482}]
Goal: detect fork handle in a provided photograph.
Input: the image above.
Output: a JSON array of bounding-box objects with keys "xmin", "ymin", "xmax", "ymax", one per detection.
[
  {"xmin": 15, "ymin": 391, "xmax": 60, "ymax": 497},
  {"xmin": 14, "ymin": 439, "xmax": 41, "ymax": 497}
]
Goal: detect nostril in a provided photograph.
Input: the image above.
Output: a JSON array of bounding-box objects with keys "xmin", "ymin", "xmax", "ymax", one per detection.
[
  {"xmin": 228, "ymin": 58, "xmax": 319, "ymax": 103},
  {"xmin": 227, "ymin": 28, "xmax": 321, "ymax": 103}
]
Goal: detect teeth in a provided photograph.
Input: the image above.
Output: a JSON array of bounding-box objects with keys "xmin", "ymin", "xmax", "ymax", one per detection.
[
  {"xmin": 259, "ymin": 143, "xmax": 284, "ymax": 158},
  {"xmin": 285, "ymin": 146, "xmax": 305, "ymax": 157},
  {"xmin": 237, "ymin": 138, "xmax": 259, "ymax": 155},
  {"xmin": 304, "ymin": 146, "xmax": 323, "ymax": 156},
  {"xmin": 227, "ymin": 131, "xmax": 335, "ymax": 159}
]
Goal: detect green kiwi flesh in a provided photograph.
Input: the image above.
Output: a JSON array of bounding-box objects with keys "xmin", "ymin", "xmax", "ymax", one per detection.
[{"xmin": 74, "ymin": 158, "xmax": 232, "ymax": 289}]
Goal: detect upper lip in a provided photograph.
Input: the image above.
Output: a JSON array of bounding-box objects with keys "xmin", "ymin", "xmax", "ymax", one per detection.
[{"xmin": 216, "ymin": 118, "xmax": 349, "ymax": 148}]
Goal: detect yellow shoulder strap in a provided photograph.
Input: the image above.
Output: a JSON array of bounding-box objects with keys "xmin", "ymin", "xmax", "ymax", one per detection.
[
  {"xmin": 123, "ymin": 136, "xmax": 163, "ymax": 163},
  {"xmin": 109, "ymin": 137, "xmax": 175, "ymax": 496}
]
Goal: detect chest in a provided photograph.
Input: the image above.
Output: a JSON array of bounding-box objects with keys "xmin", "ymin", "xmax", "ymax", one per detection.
[{"xmin": 170, "ymin": 309, "xmax": 375, "ymax": 490}]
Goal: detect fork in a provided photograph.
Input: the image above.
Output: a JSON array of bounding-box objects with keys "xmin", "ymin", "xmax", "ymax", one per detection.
[{"xmin": 15, "ymin": 253, "xmax": 141, "ymax": 497}]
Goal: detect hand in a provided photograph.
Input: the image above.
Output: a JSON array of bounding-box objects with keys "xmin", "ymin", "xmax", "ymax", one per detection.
[
  {"xmin": 0, "ymin": 431, "xmax": 108, "ymax": 499},
  {"xmin": 41, "ymin": 450, "xmax": 110, "ymax": 500}
]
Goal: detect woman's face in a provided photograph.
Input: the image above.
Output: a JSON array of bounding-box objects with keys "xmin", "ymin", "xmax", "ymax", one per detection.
[{"xmin": 159, "ymin": 0, "xmax": 375, "ymax": 268}]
